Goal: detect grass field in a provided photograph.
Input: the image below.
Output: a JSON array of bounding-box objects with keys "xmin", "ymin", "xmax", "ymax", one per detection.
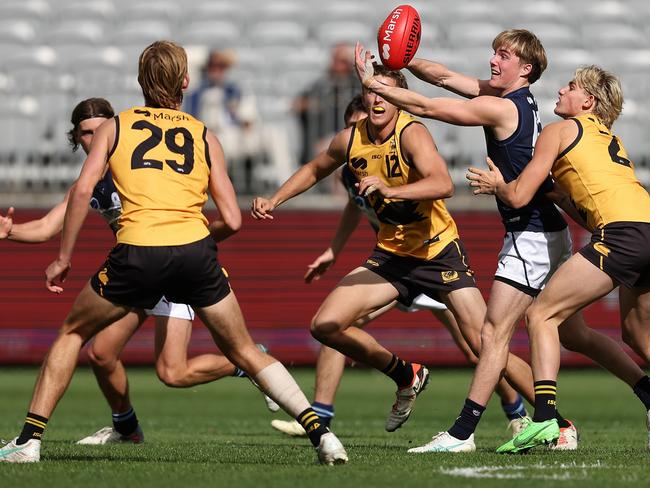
[{"xmin": 0, "ymin": 367, "xmax": 648, "ymax": 487}]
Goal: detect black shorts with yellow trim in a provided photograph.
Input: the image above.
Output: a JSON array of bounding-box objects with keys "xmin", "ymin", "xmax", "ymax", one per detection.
[
  {"xmin": 90, "ymin": 236, "xmax": 231, "ymax": 309},
  {"xmin": 578, "ymin": 221, "xmax": 650, "ymax": 288},
  {"xmin": 361, "ymin": 239, "xmax": 477, "ymax": 306}
]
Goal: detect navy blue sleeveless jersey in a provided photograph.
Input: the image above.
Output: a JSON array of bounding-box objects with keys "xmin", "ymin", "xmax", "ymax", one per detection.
[
  {"xmin": 89, "ymin": 169, "xmax": 122, "ymax": 234},
  {"xmin": 340, "ymin": 165, "xmax": 380, "ymax": 233},
  {"xmin": 484, "ymin": 87, "xmax": 566, "ymax": 232}
]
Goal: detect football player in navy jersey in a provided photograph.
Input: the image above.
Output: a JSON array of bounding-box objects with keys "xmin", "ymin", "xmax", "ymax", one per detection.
[
  {"xmin": 0, "ymin": 97, "xmax": 278, "ymax": 447},
  {"xmin": 356, "ymin": 29, "xmax": 650, "ymax": 452}
]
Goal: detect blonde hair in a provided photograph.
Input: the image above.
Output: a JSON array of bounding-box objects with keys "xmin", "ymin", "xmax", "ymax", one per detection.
[
  {"xmin": 138, "ymin": 40, "xmax": 187, "ymax": 109},
  {"xmin": 492, "ymin": 29, "xmax": 547, "ymax": 84},
  {"xmin": 573, "ymin": 65, "xmax": 623, "ymax": 129}
]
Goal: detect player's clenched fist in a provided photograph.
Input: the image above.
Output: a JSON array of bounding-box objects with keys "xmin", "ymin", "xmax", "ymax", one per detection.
[{"xmin": 251, "ymin": 197, "xmax": 276, "ymax": 220}]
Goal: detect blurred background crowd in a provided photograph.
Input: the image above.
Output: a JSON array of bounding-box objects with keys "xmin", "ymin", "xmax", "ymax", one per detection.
[{"xmin": 1, "ymin": 0, "xmax": 649, "ymax": 203}]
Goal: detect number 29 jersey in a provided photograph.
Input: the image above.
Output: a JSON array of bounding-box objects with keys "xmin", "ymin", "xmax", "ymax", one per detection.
[
  {"xmin": 346, "ymin": 111, "xmax": 459, "ymax": 260},
  {"xmin": 552, "ymin": 115, "xmax": 650, "ymax": 231},
  {"xmin": 108, "ymin": 107, "xmax": 211, "ymax": 246}
]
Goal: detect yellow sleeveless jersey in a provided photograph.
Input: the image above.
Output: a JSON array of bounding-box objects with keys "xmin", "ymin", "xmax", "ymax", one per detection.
[
  {"xmin": 552, "ymin": 115, "xmax": 650, "ymax": 231},
  {"xmin": 109, "ymin": 106, "xmax": 211, "ymax": 246},
  {"xmin": 346, "ymin": 111, "xmax": 458, "ymax": 260}
]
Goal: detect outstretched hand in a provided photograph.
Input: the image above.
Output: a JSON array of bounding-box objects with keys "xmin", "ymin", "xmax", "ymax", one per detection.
[
  {"xmin": 0, "ymin": 207, "xmax": 14, "ymax": 239},
  {"xmin": 304, "ymin": 248, "xmax": 336, "ymax": 283},
  {"xmin": 45, "ymin": 258, "xmax": 71, "ymax": 294},
  {"xmin": 354, "ymin": 41, "xmax": 375, "ymax": 88},
  {"xmin": 466, "ymin": 157, "xmax": 504, "ymax": 195}
]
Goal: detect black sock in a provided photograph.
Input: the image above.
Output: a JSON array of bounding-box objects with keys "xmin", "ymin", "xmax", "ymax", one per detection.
[
  {"xmin": 297, "ymin": 408, "xmax": 330, "ymax": 447},
  {"xmin": 633, "ymin": 376, "xmax": 650, "ymax": 410},
  {"xmin": 554, "ymin": 411, "xmax": 570, "ymax": 429},
  {"xmin": 447, "ymin": 398, "xmax": 485, "ymax": 440},
  {"xmin": 381, "ymin": 354, "xmax": 414, "ymax": 388},
  {"xmin": 533, "ymin": 380, "xmax": 557, "ymax": 423},
  {"xmin": 112, "ymin": 408, "xmax": 139, "ymax": 436},
  {"xmin": 17, "ymin": 412, "xmax": 48, "ymax": 445}
]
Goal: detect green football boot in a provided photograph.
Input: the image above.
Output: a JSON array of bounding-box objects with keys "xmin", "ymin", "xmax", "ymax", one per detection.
[{"xmin": 496, "ymin": 418, "xmax": 560, "ymax": 454}]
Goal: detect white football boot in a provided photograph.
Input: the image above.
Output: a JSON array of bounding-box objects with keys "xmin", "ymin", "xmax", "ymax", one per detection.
[
  {"xmin": 76, "ymin": 425, "xmax": 144, "ymax": 445},
  {"xmin": 271, "ymin": 419, "xmax": 307, "ymax": 437},
  {"xmin": 407, "ymin": 431, "xmax": 476, "ymax": 453},
  {"xmin": 0, "ymin": 438, "xmax": 40, "ymax": 463},
  {"xmin": 548, "ymin": 420, "xmax": 578, "ymax": 450},
  {"xmin": 316, "ymin": 432, "xmax": 348, "ymax": 465}
]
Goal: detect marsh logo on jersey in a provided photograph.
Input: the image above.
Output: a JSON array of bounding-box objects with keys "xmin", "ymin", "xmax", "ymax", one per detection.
[
  {"xmin": 350, "ymin": 157, "xmax": 368, "ymax": 170},
  {"xmin": 366, "ymin": 259, "xmax": 380, "ymax": 267},
  {"xmin": 593, "ymin": 242, "xmax": 611, "ymax": 257},
  {"xmin": 441, "ymin": 271, "xmax": 459, "ymax": 283}
]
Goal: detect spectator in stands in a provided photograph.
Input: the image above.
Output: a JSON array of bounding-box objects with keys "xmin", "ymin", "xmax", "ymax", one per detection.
[
  {"xmin": 294, "ymin": 43, "xmax": 360, "ymax": 163},
  {"xmin": 185, "ymin": 49, "xmax": 264, "ymax": 193}
]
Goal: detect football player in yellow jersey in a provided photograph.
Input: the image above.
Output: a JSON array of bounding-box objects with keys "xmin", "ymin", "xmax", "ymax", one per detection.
[
  {"xmin": 0, "ymin": 41, "xmax": 347, "ymax": 465},
  {"xmin": 468, "ymin": 65, "xmax": 650, "ymax": 452},
  {"xmin": 253, "ymin": 65, "xmax": 542, "ymax": 435},
  {"xmin": 270, "ymin": 95, "xmax": 530, "ymax": 438},
  {"xmin": 0, "ymin": 97, "xmax": 279, "ymax": 447}
]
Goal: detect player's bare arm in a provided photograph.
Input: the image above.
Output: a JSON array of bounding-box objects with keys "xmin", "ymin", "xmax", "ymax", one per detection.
[
  {"xmin": 467, "ymin": 121, "xmax": 571, "ymax": 208},
  {"xmin": 3, "ymin": 187, "xmax": 74, "ymax": 243},
  {"xmin": 356, "ymin": 50, "xmax": 513, "ymax": 131},
  {"xmin": 305, "ymin": 200, "xmax": 362, "ymax": 284},
  {"xmin": 251, "ymin": 128, "xmax": 350, "ymax": 220},
  {"xmin": 358, "ymin": 123, "xmax": 452, "ymax": 201},
  {"xmin": 407, "ymin": 58, "xmax": 497, "ymax": 99},
  {"xmin": 45, "ymin": 119, "xmax": 113, "ymax": 293},
  {"xmin": 205, "ymin": 130, "xmax": 242, "ymax": 242}
]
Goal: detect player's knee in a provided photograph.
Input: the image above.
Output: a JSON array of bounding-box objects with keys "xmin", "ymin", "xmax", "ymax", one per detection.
[
  {"xmin": 310, "ymin": 317, "xmax": 338, "ymax": 343},
  {"xmin": 525, "ymin": 303, "xmax": 546, "ymax": 332},
  {"xmin": 87, "ymin": 344, "xmax": 119, "ymax": 370},
  {"xmin": 156, "ymin": 364, "xmax": 187, "ymax": 388},
  {"xmin": 480, "ymin": 321, "xmax": 497, "ymax": 345}
]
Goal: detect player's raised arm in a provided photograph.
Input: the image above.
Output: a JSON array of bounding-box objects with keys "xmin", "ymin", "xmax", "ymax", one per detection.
[
  {"xmin": 251, "ymin": 128, "xmax": 350, "ymax": 220},
  {"xmin": 407, "ymin": 58, "xmax": 496, "ymax": 99},
  {"xmin": 355, "ymin": 45, "xmax": 512, "ymax": 128},
  {"xmin": 45, "ymin": 119, "xmax": 113, "ymax": 293},
  {"xmin": 205, "ymin": 130, "xmax": 241, "ymax": 242}
]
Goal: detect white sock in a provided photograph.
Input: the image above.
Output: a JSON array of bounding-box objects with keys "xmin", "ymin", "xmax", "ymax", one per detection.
[{"xmin": 253, "ymin": 362, "xmax": 310, "ymax": 418}]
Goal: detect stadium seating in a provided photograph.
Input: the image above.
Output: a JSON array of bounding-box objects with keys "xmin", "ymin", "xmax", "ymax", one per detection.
[{"xmin": 0, "ymin": 0, "xmax": 649, "ymax": 192}]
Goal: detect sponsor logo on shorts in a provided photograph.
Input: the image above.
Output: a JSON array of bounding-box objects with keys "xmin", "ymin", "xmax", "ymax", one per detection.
[
  {"xmin": 593, "ymin": 242, "xmax": 611, "ymax": 257},
  {"xmin": 366, "ymin": 259, "xmax": 379, "ymax": 267},
  {"xmin": 98, "ymin": 267, "xmax": 109, "ymax": 285},
  {"xmin": 441, "ymin": 270, "xmax": 459, "ymax": 283}
]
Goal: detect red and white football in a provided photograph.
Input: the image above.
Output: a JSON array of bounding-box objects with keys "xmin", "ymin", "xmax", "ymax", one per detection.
[{"xmin": 377, "ymin": 5, "xmax": 421, "ymax": 70}]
